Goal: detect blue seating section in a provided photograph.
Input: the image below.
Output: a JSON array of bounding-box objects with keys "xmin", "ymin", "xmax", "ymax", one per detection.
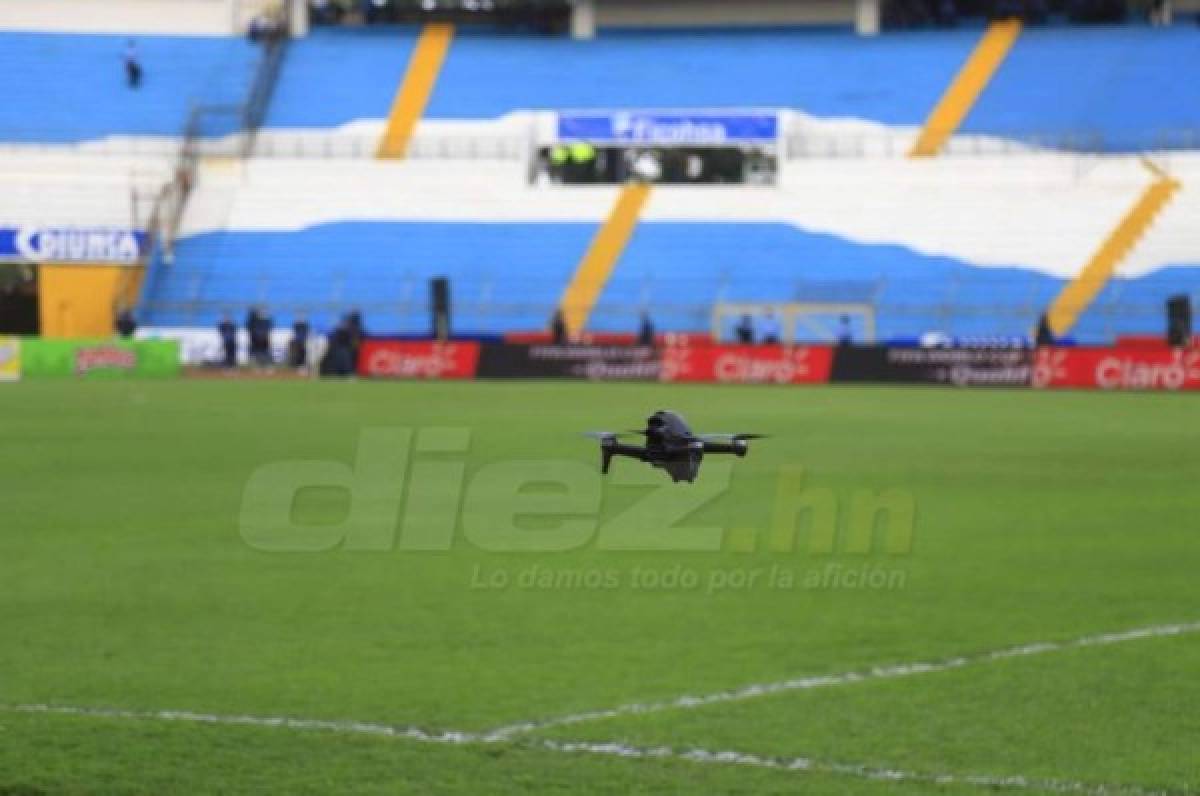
[
  {"xmin": 139, "ymin": 221, "xmax": 1199, "ymax": 342},
  {"xmin": 268, "ymin": 26, "xmax": 975, "ymax": 127},
  {"xmin": 0, "ymin": 32, "xmax": 260, "ymax": 142},
  {"xmin": 962, "ymin": 25, "xmax": 1200, "ymax": 151},
  {"xmin": 266, "ymin": 27, "xmax": 418, "ymax": 128},
  {"xmin": 266, "ymin": 24, "xmax": 1200, "ymax": 149}
]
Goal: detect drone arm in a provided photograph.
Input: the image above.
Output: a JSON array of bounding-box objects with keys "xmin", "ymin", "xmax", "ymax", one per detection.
[
  {"xmin": 601, "ymin": 442, "xmax": 647, "ymax": 474},
  {"xmin": 701, "ymin": 439, "xmax": 748, "ymax": 458}
]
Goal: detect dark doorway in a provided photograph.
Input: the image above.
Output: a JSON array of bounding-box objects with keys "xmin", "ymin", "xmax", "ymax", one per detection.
[{"xmin": 0, "ymin": 264, "xmax": 39, "ymax": 335}]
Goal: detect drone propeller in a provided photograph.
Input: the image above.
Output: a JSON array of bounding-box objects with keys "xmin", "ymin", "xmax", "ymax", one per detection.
[
  {"xmin": 581, "ymin": 432, "xmax": 625, "ymax": 474},
  {"xmin": 697, "ymin": 432, "xmax": 770, "ymax": 441},
  {"xmin": 581, "ymin": 431, "xmax": 632, "ymax": 440}
]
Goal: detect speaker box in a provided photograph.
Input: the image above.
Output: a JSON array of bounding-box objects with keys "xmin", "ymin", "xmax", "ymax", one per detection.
[
  {"xmin": 1167, "ymin": 294, "xmax": 1192, "ymax": 347},
  {"xmin": 431, "ymin": 277, "xmax": 451, "ymax": 341}
]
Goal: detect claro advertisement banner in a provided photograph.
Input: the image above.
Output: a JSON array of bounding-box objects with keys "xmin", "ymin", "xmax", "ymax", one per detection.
[
  {"xmin": 1033, "ymin": 346, "xmax": 1200, "ymax": 391},
  {"xmin": 351, "ymin": 340, "xmax": 1200, "ymax": 391},
  {"xmin": 358, "ymin": 340, "xmax": 481, "ymax": 379},
  {"xmin": 661, "ymin": 345, "xmax": 833, "ymax": 384},
  {"xmin": 21, "ymin": 339, "xmax": 180, "ymax": 378}
]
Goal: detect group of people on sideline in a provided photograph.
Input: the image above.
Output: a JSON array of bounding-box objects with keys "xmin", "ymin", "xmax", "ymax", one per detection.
[{"xmin": 214, "ymin": 309, "xmax": 365, "ymax": 376}]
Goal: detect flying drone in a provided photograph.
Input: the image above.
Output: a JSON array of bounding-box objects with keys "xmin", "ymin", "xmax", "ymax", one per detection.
[{"xmin": 584, "ymin": 410, "xmax": 766, "ymax": 483}]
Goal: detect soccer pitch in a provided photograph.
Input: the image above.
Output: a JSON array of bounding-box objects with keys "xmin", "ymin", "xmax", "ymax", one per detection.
[{"xmin": 2, "ymin": 380, "xmax": 1197, "ymax": 795}]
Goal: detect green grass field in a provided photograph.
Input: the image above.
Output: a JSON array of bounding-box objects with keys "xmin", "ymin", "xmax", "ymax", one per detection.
[{"xmin": 2, "ymin": 380, "xmax": 1198, "ymax": 795}]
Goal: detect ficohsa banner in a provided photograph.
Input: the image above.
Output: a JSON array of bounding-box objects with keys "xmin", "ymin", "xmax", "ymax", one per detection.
[{"xmin": 1034, "ymin": 347, "xmax": 1200, "ymax": 391}]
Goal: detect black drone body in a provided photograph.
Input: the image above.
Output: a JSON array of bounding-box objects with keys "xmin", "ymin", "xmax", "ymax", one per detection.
[{"xmin": 585, "ymin": 410, "xmax": 765, "ymax": 483}]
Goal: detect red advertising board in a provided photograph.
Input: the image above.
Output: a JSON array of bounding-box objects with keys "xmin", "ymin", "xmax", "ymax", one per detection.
[
  {"xmin": 358, "ymin": 340, "xmax": 480, "ymax": 379},
  {"xmin": 662, "ymin": 345, "xmax": 834, "ymax": 385},
  {"xmin": 1033, "ymin": 346, "xmax": 1200, "ymax": 391}
]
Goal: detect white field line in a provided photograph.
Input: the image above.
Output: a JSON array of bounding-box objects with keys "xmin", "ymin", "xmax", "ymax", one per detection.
[
  {"xmin": 11, "ymin": 704, "xmax": 481, "ymax": 744},
  {"xmin": 482, "ymin": 620, "xmax": 1200, "ymax": 739},
  {"xmin": 7, "ymin": 620, "xmax": 1198, "ymax": 796},
  {"xmin": 540, "ymin": 739, "xmax": 1178, "ymax": 796},
  {"xmin": 5, "ymin": 704, "xmax": 1177, "ymax": 796}
]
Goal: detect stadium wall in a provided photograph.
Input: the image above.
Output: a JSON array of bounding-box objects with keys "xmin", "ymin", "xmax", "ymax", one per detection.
[{"xmin": 0, "ymin": 0, "xmax": 240, "ymax": 36}]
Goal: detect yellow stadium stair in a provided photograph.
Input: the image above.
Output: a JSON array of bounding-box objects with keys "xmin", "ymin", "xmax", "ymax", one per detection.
[
  {"xmin": 377, "ymin": 23, "xmax": 455, "ymax": 160},
  {"xmin": 1047, "ymin": 161, "xmax": 1181, "ymax": 337},
  {"xmin": 559, "ymin": 183, "xmax": 654, "ymax": 336},
  {"xmin": 910, "ymin": 18, "xmax": 1022, "ymax": 157}
]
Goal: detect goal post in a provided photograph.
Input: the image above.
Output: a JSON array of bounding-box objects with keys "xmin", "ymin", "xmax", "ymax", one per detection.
[{"xmin": 711, "ymin": 301, "xmax": 877, "ymax": 344}]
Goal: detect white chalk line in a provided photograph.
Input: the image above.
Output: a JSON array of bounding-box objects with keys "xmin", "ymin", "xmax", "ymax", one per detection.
[
  {"xmin": 7, "ymin": 619, "xmax": 1198, "ymax": 796},
  {"xmin": 541, "ymin": 739, "xmax": 1181, "ymax": 796},
  {"xmin": 483, "ymin": 620, "xmax": 1200, "ymax": 739},
  {"xmin": 5, "ymin": 704, "xmax": 1178, "ymax": 796},
  {"xmin": 10, "ymin": 703, "xmax": 482, "ymax": 744}
]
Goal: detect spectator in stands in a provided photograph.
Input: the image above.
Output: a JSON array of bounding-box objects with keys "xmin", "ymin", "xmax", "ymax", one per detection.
[
  {"xmin": 550, "ymin": 309, "xmax": 567, "ymax": 344},
  {"xmin": 734, "ymin": 314, "xmax": 754, "ymax": 344},
  {"xmin": 569, "ymin": 141, "xmax": 597, "ymax": 184},
  {"xmin": 549, "ymin": 145, "xmax": 570, "ymax": 183},
  {"xmin": 631, "ymin": 150, "xmax": 663, "ymax": 183},
  {"xmin": 760, "ymin": 311, "xmax": 781, "ymax": 345},
  {"xmin": 288, "ymin": 317, "xmax": 310, "ymax": 369},
  {"xmin": 123, "ymin": 40, "xmax": 142, "ymax": 88},
  {"xmin": 115, "ymin": 307, "xmax": 137, "ymax": 339},
  {"xmin": 1148, "ymin": 0, "xmax": 1170, "ymax": 24},
  {"xmin": 218, "ymin": 314, "xmax": 238, "ymax": 368},
  {"xmin": 638, "ymin": 312, "xmax": 655, "ymax": 347}
]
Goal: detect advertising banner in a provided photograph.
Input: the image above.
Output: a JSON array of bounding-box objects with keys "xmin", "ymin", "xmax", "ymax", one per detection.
[
  {"xmin": 0, "ymin": 337, "xmax": 20, "ymax": 381},
  {"xmin": 21, "ymin": 339, "xmax": 180, "ymax": 378},
  {"xmin": 476, "ymin": 343, "xmax": 660, "ymax": 380},
  {"xmin": 1033, "ymin": 346, "xmax": 1200, "ymax": 391},
  {"xmin": 0, "ymin": 227, "xmax": 147, "ymax": 264},
  {"xmin": 557, "ymin": 111, "xmax": 778, "ymax": 145},
  {"xmin": 358, "ymin": 340, "xmax": 480, "ymax": 379},
  {"xmin": 662, "ymin": 344, "xmax": 833, "ymax": 385},
  {"xmin": 830, "ymin": 346, "xmax": 1033, "ymax": 387}
]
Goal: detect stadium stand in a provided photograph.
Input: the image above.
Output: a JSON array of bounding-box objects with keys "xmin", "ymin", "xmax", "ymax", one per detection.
[
  {"xmin": 962, "ymin": 25, "xmax": 1200, "ymax": 151},
  {"xmin": 0, "ymin": 32, "xmax": 260, "ymax": 143},
  {"xmin": 264, "ymin": 24, "xmax": 1200, "ymax": 152},
  {"xmin": 3, "ymin": 11, "xmax": 1197, "ymax": 346},
  {"xmin": 138, "ymin": 154, "xmax": 1200, "ymax": 343},
  {"xmin": 0, "ymin": 153, "xmax": 170, "ymax": 227}
]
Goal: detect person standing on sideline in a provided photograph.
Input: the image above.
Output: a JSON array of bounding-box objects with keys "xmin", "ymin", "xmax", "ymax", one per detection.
[
  {"xmin": 114, "ymin": 306, "xmax": 136, "ymax": 338},
  {"xmin": 550, "ymin": 309, "xmax": 567, "ymax": 344},
  {"xmin": 288, "ymin": 317, "xmax": 310, "ymax": 369},
  {"xmin": 218, "ymin": 315, "xmax": 238, "ymax": 368},
  {"xmin": 123, "ymin": 40, "xmax": 142, "ymax": 88},
  {"xmin": 837, "ymin": 314, "xmax": 854, "ymax": 347},
  {"xmin": 734, "ymin": 314, "xmax": 754, "ymax": 344},
  {"xmin": 637, "ymin": 312, "xmax": 655, "ymax": 346},
  {"xmin": 760, "ymin": 310, "xmax": 781, "ymax": 345}
]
